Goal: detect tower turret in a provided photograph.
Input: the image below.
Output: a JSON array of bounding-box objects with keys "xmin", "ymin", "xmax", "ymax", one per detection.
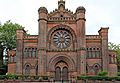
[
  {"xmin": 38, "ymin": 7, "xmax": 48, "ymax": 76},
  {"xmin": 76, "ymin": 6, "xmax": 86, "ymax": 75}
]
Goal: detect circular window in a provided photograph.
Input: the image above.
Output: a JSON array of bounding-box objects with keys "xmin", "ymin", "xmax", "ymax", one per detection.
[{"xmin": 53, "ymin": 30, "xmax": 71, "ymax": 49}]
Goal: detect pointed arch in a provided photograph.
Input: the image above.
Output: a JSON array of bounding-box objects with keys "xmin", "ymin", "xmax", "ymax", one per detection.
[
  {"xmin": 24, "ymin": 64, "xmax": 31, "ymax": 75},
  {"xmin": 93, "ymin": 63, "xmax": 101, "ymax": 75}
]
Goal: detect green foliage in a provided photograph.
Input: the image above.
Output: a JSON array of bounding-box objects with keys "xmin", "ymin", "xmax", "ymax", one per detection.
[
  {"xmin": 97, "ymin": 71, "xmax": 108, "ymax": 76},
  {"xmin": 2, "ymin": 74, "xmax": 120, "ymax": 81},
  {"xmin": 77, "ymin": 76, "xmax": 120, "ymax": 81},
  {"xmin": 0, "ymin": 75, "xmax": 49, "ymax": 80},
  {"xmin": 0, "ymin": 20, "xmax": 24, "ymax": 71},
  {"xmin": 0, "ymin": 20, "xmax": 23, "ymax": 50},
  {"xmin": 33, "ymin": 76, "xmax": 39, "ymax": 80},
  {"xmin": 0, "ymin": 39, "xmax": 4, "ymax": 66},
  {"xmin": 108, "ymin": 42, "xmax": 120, "ymax": 71},
  {"xmin": 0, "ymin": 75, "xmax": 6, "ymax": 80},
  {"xmin": 117, "ymin": 72, "xmax": 120, "ymax": 76},
  {"xmin": 6, "ymin": 73, "xmax": 18, "ymax": 79},
  {"xmin": 0, "ymin": 65, "xmax": 7, "ymax": 75},
  {"xmin": 42, "ymin": 76, "xmax": 48, "ymax": 80}
]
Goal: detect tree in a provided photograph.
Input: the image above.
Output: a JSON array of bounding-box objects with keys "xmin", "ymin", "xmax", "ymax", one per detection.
[
  {"xmin": 0, "ymin": 20, "xmax": 24, "ymax": 66},
  {"xmin": 108, "ymin": 42, "xmax": 120, "ymax": 71}
]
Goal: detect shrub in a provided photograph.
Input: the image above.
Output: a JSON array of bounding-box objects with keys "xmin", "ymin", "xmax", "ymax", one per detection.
[
  {"xmin": 117, "ymin": 72, "xmax": 120, "ymax": 76},
  {"xmin": 33, "ymin": 76, "xmax": 39, "ymax": 80},
  {"xmin": 0, "ymin": 75, "xmax": 6, "ymax": 79},
  {"xmin": 97, "ymin": 71, "xmax": 108, "ymax": 76},
  {"xmin": 77, "ymin": 76, "xmax": 118, "ymax": 81},
  {"xmin": 42, "ymin": 76, "xmax": 48, "ymax": 80},
  {"xmin": 6, "ymin": 73, "xmax": 17, "ymax": 79}
]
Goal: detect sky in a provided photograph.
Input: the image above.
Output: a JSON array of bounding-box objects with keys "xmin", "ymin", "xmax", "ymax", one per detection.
[{"xmin": 0, "ymin": 0, "xmax": 120, "ymax": 44}]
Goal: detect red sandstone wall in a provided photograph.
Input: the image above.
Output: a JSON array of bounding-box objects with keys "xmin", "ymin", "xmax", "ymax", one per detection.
[{"xmin": 8, "ymin": 63, "xmax": 16, "ymax": 74}]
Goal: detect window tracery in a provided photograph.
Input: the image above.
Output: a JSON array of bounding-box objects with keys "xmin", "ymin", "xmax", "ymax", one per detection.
[{"xmin": 53, "ymin": 30, "xmax": 71, "ymax": 49}]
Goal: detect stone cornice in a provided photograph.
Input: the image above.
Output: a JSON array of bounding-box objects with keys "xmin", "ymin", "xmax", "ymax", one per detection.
[
  {"xmin": 76, "ymin": 18, "xmax": 86, "ymax": 21},
  {"xmin": 38, "ymin": 18, "xmax": 48, "ymax": 21}
]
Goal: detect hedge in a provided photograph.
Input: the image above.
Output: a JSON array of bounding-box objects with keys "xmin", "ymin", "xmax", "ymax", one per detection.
[
  {"xmin": 0, "ymin": 75, "xmax": 49, "ymax": 80},
  {"xmin": 77, "ymin": 76, "xmax": 120, "ymax": 81},
  {"xmin": 1, "ymin": 75, "xmax": 120, "ymax": 81}
]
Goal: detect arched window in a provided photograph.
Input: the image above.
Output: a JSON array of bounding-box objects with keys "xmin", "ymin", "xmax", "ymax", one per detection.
[
  {"xmin": 27, "ymin": 48, "xmax": 29, "ymax": 57},
  {"xmin": 86, "ymin": 48, "xmax": 89, "ymax": 58},
  {"xmin": 93, "ymin": 48, "xmax": 96, "ymax": 58},
  {"xmin": 35, "ymin": 48, "xmax": 37, "ymax": 57},
  {"xmin": 30, "ymin": 48, "xmax": 32, "ymax": 57},
  {"xmin": 55, "ymin": 67, "xmax": 61, "ymax": 81},
  {"xmin": 93, "ymin": 64, "xmax": 100, "ymax": 75},
  {"xmin": 32, "ymin": 48, "xmax": 34, "ymax": 57},
  {"xmin": 25, "ymin": 65, "xmax": 31, "ymax": 75},
  {"xmin": 24, "ymin": 48, "xmax": 27, "ymax": 58},
  {"xmin": 89, "ymin": 48, "xmax": 92, "ymax": 58},
  {"xmin": 96, "ymin": 48, "xmax": 101, "ymax": 58}
]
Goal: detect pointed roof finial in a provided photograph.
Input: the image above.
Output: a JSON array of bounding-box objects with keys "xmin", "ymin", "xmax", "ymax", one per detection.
[{"xmin": 58, "ymin": 0, "xmax": 65, "ymax": 10}]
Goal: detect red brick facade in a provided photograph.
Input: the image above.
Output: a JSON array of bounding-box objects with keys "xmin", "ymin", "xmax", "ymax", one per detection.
[{"xmin": 8, "ymin": 0, "xmax": 117, "ymax": 81}]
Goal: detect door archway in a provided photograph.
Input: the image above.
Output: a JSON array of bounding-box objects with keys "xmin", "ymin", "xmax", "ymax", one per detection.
[
  {"xmin": 49, "ymin": 55, "xmax": 75, "ymax": 81},
  {"xmin": 55, "ymin": 61, "xmax": 68, "ymax": 81}
]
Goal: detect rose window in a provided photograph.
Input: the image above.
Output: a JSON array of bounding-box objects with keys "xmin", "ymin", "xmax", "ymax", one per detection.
[{"xmin": 53, "ymin": 30, "xmax": 71, "ymax": 49}]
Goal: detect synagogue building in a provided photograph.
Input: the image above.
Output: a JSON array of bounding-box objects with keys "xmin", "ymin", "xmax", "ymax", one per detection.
[{"xmin": 8, "ymin": 0, "xmax": 117, "ymax": 81}]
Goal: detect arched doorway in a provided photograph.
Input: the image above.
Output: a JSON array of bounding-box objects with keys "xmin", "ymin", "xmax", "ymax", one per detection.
[
  {"xmin": 25, "ymin": 65, "xmax": 31, "ymax": 75},
  {"xmin": 55, "ymin": 61, "xmax": 68, "ymax": 81},
  {"xmin": 49, "ymin": 55, "xmax": 75, "ymax": 81},
  {"xmin": 93, "ymin": 63, "xmax": 100, "ymax": 75}
]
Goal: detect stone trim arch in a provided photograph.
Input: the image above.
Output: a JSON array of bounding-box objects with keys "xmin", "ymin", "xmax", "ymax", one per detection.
[
  {"xmin": 23, "ymin": 63, "xmax": 32, "ymax": 69},
  {"xmin": 93, "ymin": 63, "xmax": 101, "ymax": 69},
  {"xmin": 48, "ymin": 24, "xmax": 76, "ymax": 41},
  {"xmin": 48, "ymin": 54, "xmax": 75, "ymax": 71}
]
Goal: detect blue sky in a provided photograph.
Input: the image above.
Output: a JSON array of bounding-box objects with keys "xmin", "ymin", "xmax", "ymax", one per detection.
[{"xmin": 0, "ymin": 0, "xmax": 120, "ymax": 44}]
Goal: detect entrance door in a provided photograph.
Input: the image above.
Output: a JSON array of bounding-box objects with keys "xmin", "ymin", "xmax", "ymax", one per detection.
[
  {"xmin": 55, "ymin": 61, "xmax": 68, "ymax": 81},
  {"xmin": 62, "ymin": 67, "xmax": 68, "ymax": 81},
  {"xmin": 55, "ymin": 67, "xmax": 61, "ymax": 81}
]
